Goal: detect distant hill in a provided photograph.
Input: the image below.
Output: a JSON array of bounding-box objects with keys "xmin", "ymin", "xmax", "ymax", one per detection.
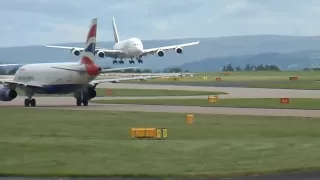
[
  {"xmin": 179, "ymin": 50, "xmax": 320, "ymax": 72},
  {"xmin": 2, "ymin": 35, "xmax": 320, "ymax": 71}
]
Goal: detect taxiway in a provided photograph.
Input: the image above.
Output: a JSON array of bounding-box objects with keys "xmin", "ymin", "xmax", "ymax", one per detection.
[{"xmin": 1, "ymin": 83, "xmax": 320, "ymax": 117}]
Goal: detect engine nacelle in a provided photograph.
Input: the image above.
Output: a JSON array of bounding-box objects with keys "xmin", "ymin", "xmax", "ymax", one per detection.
[
  {"xmin": 73, "ymin": 86, "xmax": 96, "ymax": 100},
  {"xmin": 157, "ymin": 50, "xmax": 164, "ymax": 57},
  {"xmin": 88, "ymin": 86, "xmax": 96, "ymax": 99},
  {"xmin": 0, "ymin": 87, "xmax": 17, "ymax": 101},
  {"xmin": 175, "ymin": 47, "xmax": 183, "ymax": 54},
  {"xmin": 97, "ymin": 51, "xmax": 105, "ymax": 58},
  {"xmin": 72, "ymin": 49, "xmax": 81, "ymax": 56}
]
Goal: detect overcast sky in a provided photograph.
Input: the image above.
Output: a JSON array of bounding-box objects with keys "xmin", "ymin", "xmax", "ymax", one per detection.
[{"xmin": 1, "ymin": 0, "xmax": 320, "ymax": 47}]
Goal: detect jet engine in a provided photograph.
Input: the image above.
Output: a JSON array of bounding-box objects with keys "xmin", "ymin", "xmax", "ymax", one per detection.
[
  {"xmin": 88, "ymin": 86, "xmax": 96, "ymax": 99},
  {"xmin": 72, "ymin": 49, "xmax": 81, "ymax": 56},
  {"xmin": 0, "ymin": 87, "xmax": 17, "ymax": 101},
  {"xmin": 97, "ymin": 51, "xmax": 105, "ymax": 58},
  {"xmin": 157, "ymin": 50, "xmax": 164, "ymax": 57},
  {"xmin": 72, "ymin": 85, "xmax": 97, "ymax": 100},
  {"xmin": 175, "ymin": 47, "xmax": 183, "ymax": 54}
]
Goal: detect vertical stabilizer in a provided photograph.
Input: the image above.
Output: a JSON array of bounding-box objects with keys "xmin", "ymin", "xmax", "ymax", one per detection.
[
  {"xmin": 112, "ymin": 17, "xmax": 119, "ymax": 43},
  {"xmin": 80, "ymin": 18, "xmax": 97, "ymax": 65}
]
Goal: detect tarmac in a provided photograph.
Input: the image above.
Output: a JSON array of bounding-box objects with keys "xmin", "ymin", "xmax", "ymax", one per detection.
[
  {"xmin": 2, "ymin": 82, "xmax": 320, "ymax": 179},
  {"xmin": 2, "ymin": 83, "xmax": 320, "ymax": 117}
]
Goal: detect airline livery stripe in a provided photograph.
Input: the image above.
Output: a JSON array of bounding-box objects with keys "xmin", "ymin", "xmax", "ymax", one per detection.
[
  {"xmin": 84, "ymin": 43, "xmax": 95, "ymax": 53},
  {"xmin": 86, "ymin": 24, "xmax": 97, "ymax": 43}
]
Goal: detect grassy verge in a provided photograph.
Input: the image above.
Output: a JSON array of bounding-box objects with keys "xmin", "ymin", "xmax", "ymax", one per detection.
[
  {"xmin": 91, "ymin": 98, "xmax": 320, "ymax": 110},
  {"xmin": 15, "ymin": 88, "xmax": 226, "ymax": 97},
  {"xmin": 246, "ymin": 80, "xmax": 320, "ymax": 90},
  {"xmin": 125, "ymin": 71, "xmax": 320, "ymax": 83},
  {"xmin": 1, "ymin": 108, "xmax": 320, "ymax": 177},
  {"xmin": 94, "ymin": 88, "xmax": 226, "ymax": 96}
]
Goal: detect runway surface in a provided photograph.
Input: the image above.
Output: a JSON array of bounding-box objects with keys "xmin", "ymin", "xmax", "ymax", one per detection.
[{"xmin": 2, "ymin": 83, "xmax": 320, "ymax": 117}]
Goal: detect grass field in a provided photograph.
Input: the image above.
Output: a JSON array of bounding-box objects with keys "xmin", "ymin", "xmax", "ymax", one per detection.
[
  {"xmin": 91, "ymin": 98, "xmax": 320, "ymax": 110},
  {"xmin": 1, "ymin": 108, "xmax": 320, "ymax": 177},
  {"xmin": 124, "ymin": 71, "xmax": 320, "ymax": 90},
  {"xmin": 15, "ymin": 88, "xmax": 226, "ymax": 97},
  {"xmin": 127, "ymin": 71, "xmax": 320, "ymax": 82}
]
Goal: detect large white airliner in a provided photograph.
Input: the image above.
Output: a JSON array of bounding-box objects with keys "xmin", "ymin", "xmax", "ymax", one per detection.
[
  {"xmin": 0, "ymin": 18, "xmax": 179, "ymax": 107},
  {"xmin": 44, "ymin": 17, "xmax": 199, "ymax": 65}
]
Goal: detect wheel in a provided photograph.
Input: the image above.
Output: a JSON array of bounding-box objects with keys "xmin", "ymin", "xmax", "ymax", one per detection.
[
  {"xmin": 24, "ymin": 99, "xmax": 29, "ymax": 107},
  {"xmin": 76, "ymin": 98, "xmax": 82, "ymax": 106},
  {"xmin": 83, "ymin": 99, "xmax": 88, "ymax": 106},
  {"xmin": 30, "ymin": 99, "xmax": 36, "ymax": 107}
]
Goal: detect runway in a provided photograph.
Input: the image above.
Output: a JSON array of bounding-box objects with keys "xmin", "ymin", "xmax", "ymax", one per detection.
[{"xmin": 1, "ymin": 83, "xmax": 320, "ymax": 117}]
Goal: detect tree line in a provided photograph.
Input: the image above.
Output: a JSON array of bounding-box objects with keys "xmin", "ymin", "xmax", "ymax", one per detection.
[{"xmin": 222, "ymin": 63, "xmax": 281, "ymax": 71}]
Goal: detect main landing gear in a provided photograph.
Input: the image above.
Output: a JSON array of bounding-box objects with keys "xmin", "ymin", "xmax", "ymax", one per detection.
[
  {"xmin": 24, "ymin": 89, "xmax": 36, "ymax": 107},
  {"xmin": 76, "ymin": 90, "xmax": 89, "ymax": 106},
  {"xmin": 112, "ymin": 59, "xmax": 124, "ymax": 64},
  {"xmin": 112, "ymin": 58, "xmax": 144, "ymax": 64}
]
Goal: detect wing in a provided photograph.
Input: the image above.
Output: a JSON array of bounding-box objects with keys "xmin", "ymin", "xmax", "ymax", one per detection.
[
  {"xmin": 43, "ymin": 45, "xmax": 124, "ymax": 58},
  {"xmin": 0, "ymin": 79, "xmax": 43, "ymax": 88},
  {"xmin": 90, "ymin": 73, "xmax": 181, "ymax": 87},
  {"xmin": 100, "ymin": 67, "xmax": 138, "ymax": 73},
  {"xmin": 50, "ymin": 66, "xmax": 138, "ymax": 73},
  {"xmin": 139, "ymin": 41, "xmax": 199, "ymax": 57},
  {"xmin": 0, "ymin": 64, "xmax": 24, "ymax": 67}
]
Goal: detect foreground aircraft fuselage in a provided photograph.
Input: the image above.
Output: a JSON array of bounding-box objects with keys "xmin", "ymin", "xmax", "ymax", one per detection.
[
  {"xmin": 14, "ymin": 62, "xmax": 98, "ymax": 94},
  {"xmin": 0, "ymin": 62, "xmax": 100, "ymax": 104}
]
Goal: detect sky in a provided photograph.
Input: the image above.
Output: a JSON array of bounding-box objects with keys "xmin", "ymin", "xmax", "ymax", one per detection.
[{"xmin": 1, "ymin": 0, "xmax": 320, "ymax": 47}]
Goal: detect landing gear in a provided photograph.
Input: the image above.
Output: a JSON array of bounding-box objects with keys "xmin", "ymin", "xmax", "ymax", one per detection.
[
  {"xmin": 136, "ymin": 56, "xmax": 143, "ymax": 64},
  {"xmin": 24, "ymin": 88, "xmax": 36, "ymax": 107},
  {"xmin": 129, "ymin": 58, "xmax": 135, "ymax": 64},
  {"xmin": 113, "ymin": 59, "xmax": 124, "ymax": 64},
  {"xmin": 76, "ymin": 90, "xmax": 89, "ymax": 106}
]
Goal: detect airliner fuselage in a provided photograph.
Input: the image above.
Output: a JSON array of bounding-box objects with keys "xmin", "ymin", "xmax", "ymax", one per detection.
[{"xmin": 113, "ymin": 38, "xmax": 144, "ymax": 59}]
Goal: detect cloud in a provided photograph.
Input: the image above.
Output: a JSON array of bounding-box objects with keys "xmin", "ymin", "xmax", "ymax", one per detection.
[{"xmin": 1, "ymin": 0, "xmax": 320, "ymax": 47}]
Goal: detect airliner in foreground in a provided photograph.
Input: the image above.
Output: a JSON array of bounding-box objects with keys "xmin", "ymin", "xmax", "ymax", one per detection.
[
  {"xmin": 44, "ymin": 17, "xmax": 199, "ymax": 65},
  {"xmin": 0, "ymin": 18, "xmax": 179, "ymax": 107}
]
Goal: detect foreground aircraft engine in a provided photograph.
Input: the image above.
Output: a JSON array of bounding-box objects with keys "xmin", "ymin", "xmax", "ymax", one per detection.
[
  {"xmin": 97, "ymin": 51, "xmax": 105, "ymax": 58},
  {"xmin": 88, "ymin": 85, "xmax": 96, "ymax": 99},
  {"xmin": 0, "ymin": 87, "xmax": 17, "ymax": 101},
  {"xmin": 157, "ymin": 50, "xmax": 164, "ymax": 57},
  {"xmin": 175, "ymin": 47, "xmax": 183, "ymax": 54},
  {"xmin": 72, "ymin": 49, "xmax": 81, "ymax": 56},
  {"xmin": 72, "ymin": 85, "xmax": 96, "ymax": 100}
]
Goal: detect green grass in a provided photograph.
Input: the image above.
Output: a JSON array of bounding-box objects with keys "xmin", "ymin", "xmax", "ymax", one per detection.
[
  {"xmin": 125, "ymin": 71, "xmax": 320, "ymax": 83},
  {"xmin": 93, "ymin": 88, "xmax": 226, "ymax": 96},
  {"xmin": 91, "ymin": 98, "xmax": 320, "ymax": 110},
  {"xmin": 122, "ymin": 71, "xmax": 320, "ymax": 90},
  {"xmin": 1, "ymin": 108, "xmax": 320, "ymax": 177},
  {"xmin": 15, "ymin": 88, "xmax": 226, "ymax": 97},
  {"xmin": 246, "ymin": 80, "xmax": 320, "ymax": 90}
]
